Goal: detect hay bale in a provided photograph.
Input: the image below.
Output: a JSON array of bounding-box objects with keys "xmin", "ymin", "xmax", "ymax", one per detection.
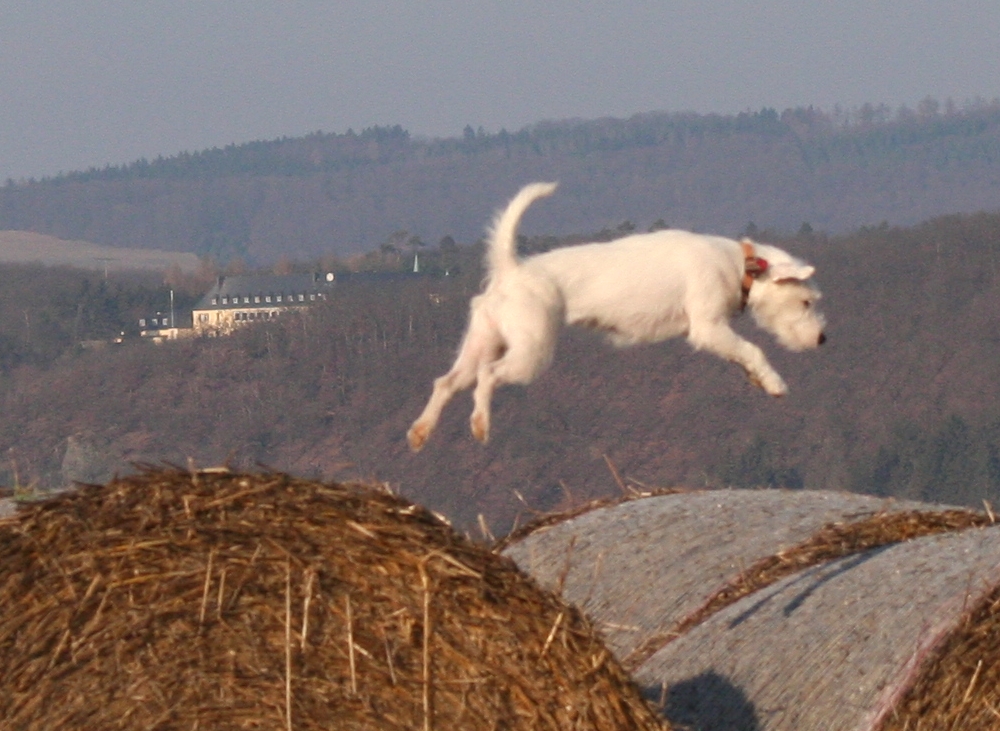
[
  {"xmin": 0, "ymin": 469, "xmax": 665, "ymax": 731},
  {"xmin": 501, "ymin": 489, "xmax": 941, "ymax": 660},
  {"xmin": 501, "ymin": 490, "xmax": 1000, "ymax": 730},
  {"xmin": 881, "ymin": 581, "xmax": 1000, "ymax": 730},
  {"xmin": 636, "ymin": 524, "xmax": 1000, "ymax": 731}
]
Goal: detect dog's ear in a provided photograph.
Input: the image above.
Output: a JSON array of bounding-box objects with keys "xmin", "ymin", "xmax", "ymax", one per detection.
[{"xmin": 769, "ymin": 262, "xmax": 815, "ymax": 282}]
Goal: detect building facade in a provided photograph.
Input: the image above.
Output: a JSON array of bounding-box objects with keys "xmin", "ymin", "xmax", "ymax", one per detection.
[{"xmin": 191, "ymin": 273, "xmax": 336, "ymax": 335}]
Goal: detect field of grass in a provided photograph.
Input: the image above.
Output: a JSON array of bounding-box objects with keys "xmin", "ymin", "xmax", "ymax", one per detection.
[{"xmin": 0, "ymin": 230, "xmax": 200, "ymax": 273}]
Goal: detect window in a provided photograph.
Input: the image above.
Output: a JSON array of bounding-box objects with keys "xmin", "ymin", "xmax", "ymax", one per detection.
[
  {"xmin": 276, "ymin": 295, "xmax": 283, "ymax": 303},
  {"xmin": 265, "ymin": 295, "xmax": 272, "ymax": 303},
  {"xmin": 254, "ymin": 296, "xmax": 261, "ymax": 303},
  {"xmin": 211, "ymin": 297, "xmax": 218, "ymax": 305},
  {"xmin": 299, "ymin": 294, "xmax": 305, "ymax": 302},
  {"xmin": 199, "ymin": 313, "xmax": 209, "ymax": 323}
]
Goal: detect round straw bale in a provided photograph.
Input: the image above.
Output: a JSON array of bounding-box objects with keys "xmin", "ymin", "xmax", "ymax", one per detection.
[
  {"xmin": 636, "ymin": 524, "xmax": 1000, "ymax": 731},
  {"xmin": 0, "ymin": 469, "xmax": 666, "ymax": 731},
  {"xmin": 501, "ymin": 489, "xmax": 945, "ymax": 660},
  {"xmin": 881, "ymin": 581, "xmax": 1000, "ymax": 730},
  {"xmin": 501, "ymin": 489, "xmax": 1000, "ymax": 730}
]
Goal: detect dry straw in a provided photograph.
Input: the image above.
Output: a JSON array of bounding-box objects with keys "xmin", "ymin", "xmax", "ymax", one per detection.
[
  {"xmin": 0, "ymin": 468, "xmax": 667, "ymax": 731},
  {"xmin": 877, "ymin": 580, "xmax": 1000, "ymax": 730}
]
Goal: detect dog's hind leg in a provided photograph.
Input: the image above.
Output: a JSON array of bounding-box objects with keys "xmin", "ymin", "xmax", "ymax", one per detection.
[
  {"xmin": 408, "ymin": 307, "xmax": 502, "ymax": 451},
  {"xmin": 469, "ymin": 325, "xmax": 556, "ymax": 443},
  {"xmin": 687, "ymin": 320, "xmax": 788, "ymax": 396},
  {"xmin": 407, "ymin": 366, "xmax": 475, "ymax": 451},
  {"xmin": 469, "ymin": 361, "xmax": 499, "ymax": 444}
]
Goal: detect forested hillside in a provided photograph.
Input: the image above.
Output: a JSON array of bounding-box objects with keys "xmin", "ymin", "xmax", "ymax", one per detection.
[
  {"xmin": 1, "ymin": 211, "xmax": 998, "ymax": 534},
  {"xmin": 0, "ymin": 264, "xmax": 202, "ymax": 371},
  {"xmin": 3, "ymin": 102, "xmax": 1000, "ymax": 264}
]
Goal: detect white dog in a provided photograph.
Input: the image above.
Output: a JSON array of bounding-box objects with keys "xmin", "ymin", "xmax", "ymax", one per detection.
[{"xmin": 408, "ymin": 182, "xmax": 826, "ymax": 451}]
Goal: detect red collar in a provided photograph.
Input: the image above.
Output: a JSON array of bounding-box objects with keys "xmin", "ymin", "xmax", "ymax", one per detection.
[{"xmin": 740, "ymin": 240, "xmax": 769, "ymax": 309}]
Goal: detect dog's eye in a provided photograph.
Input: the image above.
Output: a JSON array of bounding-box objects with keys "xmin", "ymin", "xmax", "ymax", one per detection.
[{"xmin": 802, "ymin": 300, "xmax": 812, "ymax": 309}]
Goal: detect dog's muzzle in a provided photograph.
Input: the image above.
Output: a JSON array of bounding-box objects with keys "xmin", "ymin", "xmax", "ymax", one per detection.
[{"xmin": 818, "ymin": 333, "xmax": 827, "ymax": 345}]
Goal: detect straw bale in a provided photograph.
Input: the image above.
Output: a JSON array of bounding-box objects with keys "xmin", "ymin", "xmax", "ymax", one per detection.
[
  {"xmin": 501, "ymin": 489, "xmax": 940, "ymax": 661},
  {"xmin": 635, "ymin": 525, "xmax": 1000, "ymax": 731},
  {"xmin": 0, "ymin": 468, "xmax": 666, "ymax": 731},
  {"xmin": 881, "ymin": 582, "xmax": 1000, "ymax": 730},
  {"xmin": 495, "ymin": 487, "xmax": 690, "ymax": 552},
  {"xmin": 502, "ymin": 489, "xmax": 1000, "ymax": 730},
  {"xmin": 625, "ymin": 507, "xmax": 992, "ymax": 670}
]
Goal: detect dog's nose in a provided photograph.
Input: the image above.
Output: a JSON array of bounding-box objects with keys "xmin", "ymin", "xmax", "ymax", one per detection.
[{"xmin": 818, "ymin": 333, "xmax": 827, "ymax": 345}]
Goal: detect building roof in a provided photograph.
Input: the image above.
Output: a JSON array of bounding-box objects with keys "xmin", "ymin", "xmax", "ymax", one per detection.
[
  {"xmin": 334, "ymin": 270, "xmax": 424, "ymax": 284},
  {"xmin": 194, "ymin": 271, "xmax": 426, "ymax": 311},
  {"xmin": 194, "ymin": 273, "xmax": 334, "ymax": 311}
]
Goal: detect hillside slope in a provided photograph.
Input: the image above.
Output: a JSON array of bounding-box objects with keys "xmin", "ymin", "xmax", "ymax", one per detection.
[
  {"xmin": 0, "ymin": 211, "xmax": 998, "ymax": 533},
  {"xmin": 0, "ymin": 230, "xmax": 200, "ymax": 272},
  {"xmin": 2, "ymin": 107, "xmax": 1000, "ymax": 263}
]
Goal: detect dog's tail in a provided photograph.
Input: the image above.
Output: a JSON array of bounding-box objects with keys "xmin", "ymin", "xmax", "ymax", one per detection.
[{"xmin": 485, "ymin": 182, "xmax": 558, "ymax": 279}]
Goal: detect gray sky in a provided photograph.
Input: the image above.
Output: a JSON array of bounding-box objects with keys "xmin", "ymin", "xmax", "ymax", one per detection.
[{"xmin": 3, "ymin": 1, "xmax": 1000, "ymax": 181}]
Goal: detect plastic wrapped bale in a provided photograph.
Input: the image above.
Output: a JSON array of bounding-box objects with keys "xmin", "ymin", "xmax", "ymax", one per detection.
[
  {"xmin": 501, "ymin": 489, "xmax": 1000, "ymax": 731},
  {"xmin": 499, "ymin": 489, "xmax": 950, "ymax": 661},
  {"xmin": 0, "ymin": 469, "xmax": 667, "ymax": 731}
]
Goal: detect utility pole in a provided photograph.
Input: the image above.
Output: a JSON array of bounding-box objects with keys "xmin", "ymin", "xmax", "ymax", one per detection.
[{"xmin": 97, "ymin": 257, "xmax": 113, "ymax": 279}]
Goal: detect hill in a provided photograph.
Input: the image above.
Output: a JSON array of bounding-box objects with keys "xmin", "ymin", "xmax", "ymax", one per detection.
[
  {"xmin": 0, "ymin": 210, "xmax": 998, "ymax": 534},
  {"xmin": 2, "ymin": 104, "xmax": 1000, "ymax": 264},
  {"xmin": 0, "ymin": 230, "xmax": 200, "ymax": 272}
]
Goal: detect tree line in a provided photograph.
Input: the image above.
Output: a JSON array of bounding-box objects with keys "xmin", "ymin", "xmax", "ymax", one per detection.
[
  {"xmin": 13, "ymin": 99, "xmax": 999, "ymax": 185},
  {"xmin": 4, "ymin": 102, "xmax": 1000, "ymax": 266}
]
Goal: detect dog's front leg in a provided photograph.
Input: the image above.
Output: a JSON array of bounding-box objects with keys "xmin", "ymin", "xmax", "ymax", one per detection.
[{"xmin": 687, "ymin": 322, "xmax": 788, "ymax": 397}]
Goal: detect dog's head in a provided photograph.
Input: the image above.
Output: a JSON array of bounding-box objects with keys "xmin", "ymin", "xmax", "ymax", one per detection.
[{"xmin": 745, "ymin": 244, "xmax": 827, "ymax": 352}]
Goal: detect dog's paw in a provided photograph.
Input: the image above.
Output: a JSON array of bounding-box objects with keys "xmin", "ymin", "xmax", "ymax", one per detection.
[
  {"xmin": 407, "ymin": 422, "xmax": 430, "ymax": 452},
  {"xmin": 470, "ymin": 412, "xmax": 490, "ymax": 444},
  {"xmin": 763, "ymin": 374, "xmax": 789, "ymax": 397},
  {"xmin": 749, "ymin": 372, "xmax": 788, "ymax": 397}
]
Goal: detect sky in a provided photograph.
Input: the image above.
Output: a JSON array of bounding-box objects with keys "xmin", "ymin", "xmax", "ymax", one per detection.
[{"xmin": 2, "ymin": 1, "xmax": 1000, "ymax": 182}]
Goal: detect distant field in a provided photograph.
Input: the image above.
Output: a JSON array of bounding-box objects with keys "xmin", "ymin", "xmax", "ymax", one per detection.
[{"xmin": 0, "ymin": 231, "xmax": 200, "ymax": 273}]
